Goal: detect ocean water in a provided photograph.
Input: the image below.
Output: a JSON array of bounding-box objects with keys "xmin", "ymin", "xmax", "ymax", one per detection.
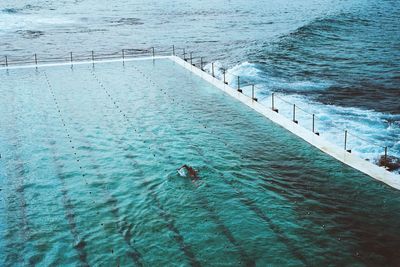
[
  {"xmin": 0, "ymin": 0, "xmax": 399, "ymax": 163},
  {"xmin": 1, "ymin": 58, "xmax": 400, "ymax": 266}
]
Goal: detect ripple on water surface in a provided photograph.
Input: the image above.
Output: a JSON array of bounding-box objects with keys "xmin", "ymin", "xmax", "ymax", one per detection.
[{"xmin": 0, "ymin": 59, "xmax": 399, "ymax": 266}]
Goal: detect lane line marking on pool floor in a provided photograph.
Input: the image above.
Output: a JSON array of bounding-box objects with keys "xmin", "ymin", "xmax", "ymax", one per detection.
[
  {"xmin": 55, "ymin": 66, "xmax": 144, "ymax": 266},
  {"xmin": 136, "ymin": 62, "xmax": 307, "ymax": 265},
  {"xmin": 89, "ymin": 65, "xmax": 201, "ymax": 267}
]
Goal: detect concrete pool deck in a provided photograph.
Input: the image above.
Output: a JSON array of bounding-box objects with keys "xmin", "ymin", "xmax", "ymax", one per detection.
[{"xmin": 170, "ymin": 55, "xmax": 400, "ymax": 190}]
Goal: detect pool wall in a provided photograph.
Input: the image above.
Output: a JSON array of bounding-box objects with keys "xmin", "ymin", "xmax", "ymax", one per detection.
[{"xmin": 170, "ymin": 55, "xmax": 400, "ymax": 190}]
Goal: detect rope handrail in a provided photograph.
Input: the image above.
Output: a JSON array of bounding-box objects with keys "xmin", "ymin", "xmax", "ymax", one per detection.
[
  {"xmin": 275, "ymin": 93, "xmax": 386, "ymax": 150},
  {"xmin": 313, "ymin": 116, "xmax": 347, "ymax": 133},
  {"xmin": 274, "ymin": 94, "xmax": 293, "ymax": 106},
  {"xmin": 347, "ymin": 131, "xmax": 386, "ymax": 149},
  {"xmin": 0, "ymin": 47, "xmax": 166, "ymax": 68},
  {"xmin": 197, "ymin": 57, "xmax": 391, "ymax": 159},
  {"xmin": 0, "ymin": 46, "xmax": 392, "ymax": 163}
]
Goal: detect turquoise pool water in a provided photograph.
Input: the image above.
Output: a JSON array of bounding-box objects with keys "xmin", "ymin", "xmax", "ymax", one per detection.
[{"xmin": 0, "ymin": 59, "xmax": 399, "ymax": 266}]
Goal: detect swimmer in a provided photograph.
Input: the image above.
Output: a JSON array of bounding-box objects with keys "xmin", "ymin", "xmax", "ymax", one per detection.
[{"xmin": 177, "ymin": 164, "xmax": 199, "ymax": 181}]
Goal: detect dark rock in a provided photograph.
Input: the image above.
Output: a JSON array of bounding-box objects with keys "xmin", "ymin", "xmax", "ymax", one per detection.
[{"xmin": 378, "ymin": 155, "xmax": 400, "ymax": 172}]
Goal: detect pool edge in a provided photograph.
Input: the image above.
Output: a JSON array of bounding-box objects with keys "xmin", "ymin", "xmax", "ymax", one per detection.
[
  {"xmin": 169, "ymin": 55, "xmax": 400, "ymax": 190},
  {"xmin": 0, "ymin": 56, "xmax": 170, "ymax": 70}
]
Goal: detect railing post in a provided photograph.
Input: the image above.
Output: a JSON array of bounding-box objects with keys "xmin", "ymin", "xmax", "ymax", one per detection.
[
  {"xmin": 272, "ymin": 93, "xmax": 275, "ymax": 110},
  {"xmin": 252, "ymin": 85, "xmax": 257, "ymax": 101},
  {"xmin": 91, "ymin": 50, "xmax": 94, "ymax": 63},
  {"xmin": 272, "ymin": 93, "xmax": 278, "ymax": 112},
  {"xmin": 34, "ymin": 53, "xmax": 38, "ymax": 65},
  {"xmin": 212, "ymin": 63, "xmax": 215, "ymax": 77},
  {"xmin": 172, "ymin": 45, "xmax": 175, "ymax": 56},
  {"xmin": 223, "ymin": 69, "xmax": 227, "ymax": 84},
  {"xmin": 70, "ymin": 52, "xmax": 73, "ymax": 65},
  {"xmin": 5, "ymin": 56, "xmax": 8, "ymax": 67},
  {"xmin": 344, "ymin": 130, "xmax": 351, "ymax": 153},
  {"xmin": 183, "ymin": 48, "xmax": 186, "ymax": 61},
  {"xmin": 313, "ymin": 114, "xmax": 315, "ymax": 133},
  {"xmin": 122, "ymin": 49, "xmax": 125, "ymax": 61},
  {"xmin": 151, "ymin": 47, "xmax": 155, "ymax": 57},
  {"xmin": 293, "ymin": 104, "xmax": 298, "ymax": 124},
  {"xmin": 237, "ymin": 76, "xmax": 242, "ymax": 93},
  {"xmin": 312, "ymin": 114, "xmax": 320, "ymax": 135}
]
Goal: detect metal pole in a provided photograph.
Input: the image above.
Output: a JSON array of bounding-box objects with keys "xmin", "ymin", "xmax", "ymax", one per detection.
[
  {"xmin": 293, "ymin": 104, "xmax": 298, "ymax": 123},
  {"xmin": 272, "ymin": 93, "xmax": 275, "ymax": 110},
  {"xmin": 200, "ymin": 57, "xmax": 203, "ymax": 70},
  {"xmin": 344, "ymin": 130, "xmax": 348, "ymax": 151},
  {"xmin": 122, "ymin": 49, "xmax": 125, "ymax": 61},
  {"xmin": 312, "ymin": 114, "xmax": 320, "ymax": 135},
  {"xmin": 237, "ymin": 76, "xmax": 242, "ymax": 93},
  {"xmin": 183, "ymin": 48, "xmax": 186, "ymax": 61},
  {"xmin": 384, "ymin": 146, "xmax": 388, "ymax": 166},
  {"xmin": 272, "ymin": 93, "xmax": 278, "ymax": 112},
  {"xmin": 293, "ymin": 104, "xmax": 295, "ymax": 122},
  {"xmin": 190, "ymin": 52, "xmax": 193, "ymax": 65},
  {"xmin": 5, "ymin": 56, "xmax": 8, "ymax": 67},
  {"xmin": 151, "ymin": 47, "xmax": 155, "ymax": 57},
  {"xmin": 312, "ymin": 114, "xmax": 315, "ymax": 133},
  {"xmin": 70, "ymin": 52, "xmax": 73, "ymax": 65},
  {"xmin": 252, "ymin": 85, "xmax": 257, "ymax": 101},
  {"xmin": 34, "ymin": 54, "xmax": 38, "ymax": 65},
  {"xmin": 223, "ymin": 69, "xmax": 227, "ymax": 84},
  {"xmin": 212, "ymin": 63, "xmax": 215, "ymax": 77},
  {"xmin": 172, "ymin": 45, "xmax": 175, "ymax": 56},
  {"xmin": 91, "ymin": 50, "xmax": 94, "ymax": 62}
]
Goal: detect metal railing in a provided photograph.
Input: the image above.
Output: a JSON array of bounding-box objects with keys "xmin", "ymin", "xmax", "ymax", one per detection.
[
  {"xmin": 0, "ymin": 46, "xmax": 175, "ymax": 68},
  {"xmin": 0, "ymin": 45, "xmax": 394, "ymax": 170},
  {"xmin": 178, "ymin": 49, "xmax": 392, "ymax": 169}
]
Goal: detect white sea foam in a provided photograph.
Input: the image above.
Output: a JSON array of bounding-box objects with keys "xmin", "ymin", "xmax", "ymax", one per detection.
[
  {"xmin": 206, "ymin": 61, "xmax": 400, "ymax": 165},
  {"xmin": 0, "ymin": 13, "xmax": 76, "ymax": 33}
]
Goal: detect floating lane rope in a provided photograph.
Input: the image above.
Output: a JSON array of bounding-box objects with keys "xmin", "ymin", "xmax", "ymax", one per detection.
[
  {"xmin": 92, "ymin": 63, "xmax": 255, "ymax": 266},
  {"xmin": 89, "ymin": 66, "xmax": 202, "ymax": 267},
  {"xmin": 133, "ymin": 62, "xmax": 309, "ymax": 266},
  {"xmin": 48, "ymin": 140, "xmax": 89, "ymax": 266},
  {"xmin": 42, "ymin": 70, "xmax": 90, "ymax": 266},
  {"xmin": 58, "ymin": 67, "xmax": 144, "ymax": 266},
  {"xmin": 134, "ymin": 64, "xmax": 257, "ymax": 266}
]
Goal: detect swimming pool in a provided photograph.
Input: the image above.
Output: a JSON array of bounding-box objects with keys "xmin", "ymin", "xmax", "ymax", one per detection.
[{"xmin": 1, "ymin": 58, "xmax": 399, "ymax": 266}]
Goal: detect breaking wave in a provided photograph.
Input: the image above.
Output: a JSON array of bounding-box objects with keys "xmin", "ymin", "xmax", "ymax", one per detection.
[{"xmin": 205, "ymin": 60, "xmax": 400, "ymax": 167}]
